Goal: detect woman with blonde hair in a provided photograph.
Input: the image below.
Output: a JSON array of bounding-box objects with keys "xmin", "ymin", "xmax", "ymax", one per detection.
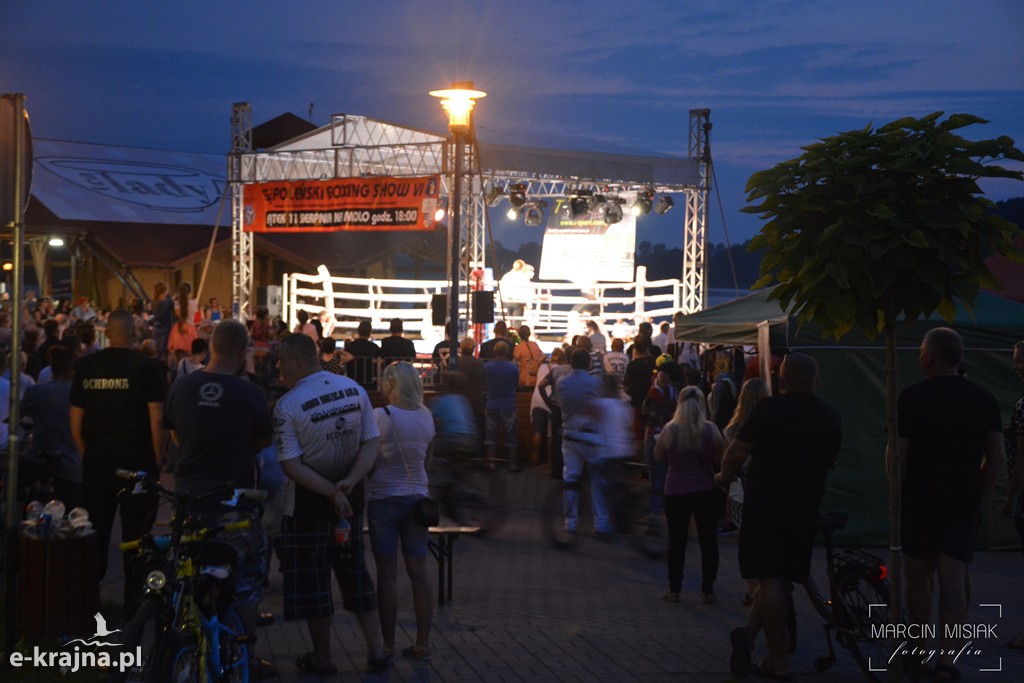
[
  {"xmin": 724, "ymin": 378, "xmax": 770, "ymax": 443},
  {"xmin": 654, "ymin": 385, "xmax": 726, "ymax": 604},
  {"xmin": 368, "ymin": 361, "xmax": 435, "ymax": 661}
]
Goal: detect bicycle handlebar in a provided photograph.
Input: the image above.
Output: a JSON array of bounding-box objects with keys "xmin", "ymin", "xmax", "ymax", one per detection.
[{"xmin": 119, "ymin": 519, "xmax": 253, "ymax": 553}]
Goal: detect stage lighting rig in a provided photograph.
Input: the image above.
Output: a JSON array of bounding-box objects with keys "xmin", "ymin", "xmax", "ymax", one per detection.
[
  {"xmin": 631, "ymin": 189, "xmax": 654, "ymax": 216},
  {"xmin": 523, "ymin": 200, "xmax": 548, "ymax": 227},
  {"xmin": 507, "ymin": 183, "xmax": 528, "ymax": 210},
  {"xmin": 601, "ymin": 196, "xmax": 626, "ymax": 225},
  {"xmin": 654, "ymin": 194, "xmax": 674, "ymax": 215},
  {"xmin": 485, "ymin": 183, "xmax": 505, "ymax": 207}
]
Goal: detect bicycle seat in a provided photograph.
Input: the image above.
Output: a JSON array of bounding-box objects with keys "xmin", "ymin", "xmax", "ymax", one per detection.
[{"xmin": 815, "ymin": 510, "xmax": 848, "ymax": 533}]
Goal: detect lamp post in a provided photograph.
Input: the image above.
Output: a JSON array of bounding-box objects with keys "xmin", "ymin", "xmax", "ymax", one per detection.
[{"xmin": 429, "ymin": 82, "xmax": 485, "ymax": 363}]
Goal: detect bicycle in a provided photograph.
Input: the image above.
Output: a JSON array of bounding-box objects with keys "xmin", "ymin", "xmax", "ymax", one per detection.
[
  {"xmin": 111, "ymin": 469, "xmax": 267, "ymax": 683},
  {"xmin": 796, "ymin": 510, "xmax": 891, "ymax": 682},
  {"xmin": 541, "ymin": 459, "xmax": 666, "ymax": 559}
]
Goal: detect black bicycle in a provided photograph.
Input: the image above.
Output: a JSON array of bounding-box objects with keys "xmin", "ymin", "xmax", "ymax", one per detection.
[{"xmin": 797, "ymin": 511, "xmax": 891, "ymax": 682}]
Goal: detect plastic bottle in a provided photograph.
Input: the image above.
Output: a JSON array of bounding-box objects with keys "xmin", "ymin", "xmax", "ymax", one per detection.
[{"xmin": 334, "ymin": 517, "xmax": 352, "ymax": 549}]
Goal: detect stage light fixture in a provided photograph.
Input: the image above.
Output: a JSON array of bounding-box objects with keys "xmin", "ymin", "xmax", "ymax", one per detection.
[
  {"xmin": 602, "ymin": 196, "xmax": 626, "ymax": 225},
  {"xmin": 506, "ymin": 206, "xmax": 521, "ymax": 220},
  {"xmin": 655, "ymin": 195, "xmax": 674, "ymax": 215},
  {"xmin": 565, "ymin": 188, "xmax": 594, "ymax": 218},
  {"xmin": 523, "ymin": 200, "xmax": 548, "ymax": 227},
  {"xmin": 631, "ymin": 189, "xmax": 654, "ymax": 216},
  {"xmin": 485, "ymin": 184, "xmax": 505, "ymax": 207},
  {"xmin": 507, "ymin": 183, "xmax": 528, "ymax": 210}
]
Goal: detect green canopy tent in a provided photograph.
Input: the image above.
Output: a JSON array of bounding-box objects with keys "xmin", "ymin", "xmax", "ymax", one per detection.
[{"xmin": 673, "ymin": 287, "xmax": 1023, "ymax": 548}]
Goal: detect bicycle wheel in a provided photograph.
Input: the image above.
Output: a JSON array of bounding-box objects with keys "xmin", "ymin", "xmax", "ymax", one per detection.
[
  {"xmin": 214, "ymin": 609, "xmax": 249, "ymax": 682},
  {"xmin": 162, "ymin": 631, "xmax": 204, "ymax": 683},
  {"xmin": 834, "ymin": 568, "xmax": 891, "ymax": 683},
  {"xmin": 112, "ymin": 599, "xmax": 168, "ymax": 683}
]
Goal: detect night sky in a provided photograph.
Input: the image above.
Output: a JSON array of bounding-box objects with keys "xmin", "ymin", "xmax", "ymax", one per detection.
[{"xmin": 2, "ymin": 0, "xmax": 1022, "ymax": 249}]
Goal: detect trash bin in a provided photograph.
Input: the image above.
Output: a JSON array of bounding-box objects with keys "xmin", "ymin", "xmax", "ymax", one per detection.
[{"xmin": 17, "ymin": 534, "xmax": 100, "ymax": 639}]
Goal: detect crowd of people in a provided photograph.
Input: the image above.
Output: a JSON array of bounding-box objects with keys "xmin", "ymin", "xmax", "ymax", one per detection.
[{"xmin": 7, "ymin": 288, "xmax": 1022, "ymax": 680}]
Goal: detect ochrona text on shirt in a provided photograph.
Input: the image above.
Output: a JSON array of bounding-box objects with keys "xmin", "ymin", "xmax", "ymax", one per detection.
[{"xmin": 82, "ymin": 378, "xmax": 130, "ymax": 390}]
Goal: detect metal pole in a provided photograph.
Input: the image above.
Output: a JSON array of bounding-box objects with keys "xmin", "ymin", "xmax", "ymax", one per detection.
[
  {"xmin": 4, "ymin": 93, "xmax": 26, "ymax": 531},
  {"xmin": 448, "ymin": 131, "xmax": 463, "ymax": 361}
]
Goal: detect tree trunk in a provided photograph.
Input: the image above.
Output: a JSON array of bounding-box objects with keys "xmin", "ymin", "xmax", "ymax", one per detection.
[{"xmin": 885, "ymin": 324, "xmax": 903, "ymax": 681}]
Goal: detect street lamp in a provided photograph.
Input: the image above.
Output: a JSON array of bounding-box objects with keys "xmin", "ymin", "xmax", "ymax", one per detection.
[{"xmin": 430, "ymin": 82, "xmax": 486, "ymax": 362}]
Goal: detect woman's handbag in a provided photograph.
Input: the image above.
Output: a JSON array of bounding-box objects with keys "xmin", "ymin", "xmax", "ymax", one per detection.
[
  {"xmin": 384, "ymin": 406, "xmax": 439, "ymax": 528},
  {"xmin": 413, "ymin": 497, "xmax": 440, "ymax": 528}
]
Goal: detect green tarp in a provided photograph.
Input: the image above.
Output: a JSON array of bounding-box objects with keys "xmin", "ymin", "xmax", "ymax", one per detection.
[{"xmin": 674, "ymin": 288, "xmax": 1024, "ymax": 549}]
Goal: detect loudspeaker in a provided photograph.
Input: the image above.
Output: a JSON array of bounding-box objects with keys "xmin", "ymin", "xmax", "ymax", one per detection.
[
  {"xmin": 430, "ymin": 294, "xmax": 447, "ymax": 326},
  {"xmin": 472, "ymin": 290, "xmax": 494, "ymax": 324}
]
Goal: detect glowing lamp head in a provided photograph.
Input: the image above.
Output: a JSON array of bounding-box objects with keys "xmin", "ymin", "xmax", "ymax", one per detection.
[{"xmin": 429, "ymin": 82, "xmax": 486, "ymax": 132}]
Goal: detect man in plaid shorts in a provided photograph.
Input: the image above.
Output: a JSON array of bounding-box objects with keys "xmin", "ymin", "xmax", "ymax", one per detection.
[{"xmin": 274, "ymin": 333, "xmax": 388, "ymax": 675}]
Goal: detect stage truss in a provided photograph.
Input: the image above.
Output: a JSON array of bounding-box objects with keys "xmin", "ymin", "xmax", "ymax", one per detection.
[{"xmin": 230, "ymin": 107, "xmax": 711, "ymax": 324}]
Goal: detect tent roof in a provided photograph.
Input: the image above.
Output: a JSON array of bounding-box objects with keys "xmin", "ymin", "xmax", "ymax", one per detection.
[
  {"xmin": 264, "ymin": 114, "xmax": 702, "ymax": 189},
  {"xmin": 674, "ymin": 286, "xmax": 1024, "ymax": 350}
]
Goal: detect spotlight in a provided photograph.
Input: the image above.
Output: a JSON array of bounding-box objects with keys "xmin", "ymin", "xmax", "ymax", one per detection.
[
  {"xmin": 507, "ymin": 183, "xmax": 527, "ymax": 210},
  {"xmin": 485, "ymin": 183, "xmax": 504, "ymax": 207},
  {"xmin": 523, "ymin": 200, "xmax": 548, "ymax": 227},
  {"xmin": 434, "ymin": 207, "xmax": 446, "ymax": 222},
  {"xmin": 654, "ymin": 195, "xmax": 674, "ymax": 215},
  {"xmin": 631, "ymin": 189, "xmax": 653, "ymax": 216},
  {"xmin": 565, "ymin": 189, "xmax": 594, "ymax": 218},
  {"xmin": 506, "ymin": 206, "xmax": 521, "ymax": 221},
  {"xmin": 602, "ymin": 197, "xmax": 626, "ymax": 225}
]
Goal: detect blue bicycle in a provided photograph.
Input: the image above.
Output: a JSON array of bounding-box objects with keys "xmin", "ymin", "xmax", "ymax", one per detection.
[{"xmin": 112, "ymin": 470, "xmax": 266, "ymax": 683}]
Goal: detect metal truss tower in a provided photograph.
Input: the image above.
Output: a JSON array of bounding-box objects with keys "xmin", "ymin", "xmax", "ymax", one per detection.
[
  {"xmin": 230, "ymin": 102, "xmax": 254, "ymax": 322},
  {"xmin": 681, "ymin": 108, "xmax": 711, "ymax": 314}
]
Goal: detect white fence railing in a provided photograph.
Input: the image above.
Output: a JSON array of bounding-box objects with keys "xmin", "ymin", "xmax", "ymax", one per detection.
[{"xmin": 282, "ymin": 265, "xmax": 684, "ymax": 347}]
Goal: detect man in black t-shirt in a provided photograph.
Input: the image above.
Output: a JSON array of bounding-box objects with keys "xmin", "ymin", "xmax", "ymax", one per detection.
[
  {"xmin": 345, "ymin": 319, "xmax": 381, "ymax": 391},
  {"xmin": 895, "ymin": 327, "xmax": 1004, "ymax": 678},
  {"xmin": 378, "ymin": 317, "xmax": 416, "ymax": 363},
  {"xmin": 70, "ymin": 309, "xmax": 166, "ymax": 603},
  {"xmin": 717, "ymin": 352, "xmax": 841, "ymax": 679},
  {"xmin": 164, "ymin": 320, "xmax": 277, "ymax": 677}
]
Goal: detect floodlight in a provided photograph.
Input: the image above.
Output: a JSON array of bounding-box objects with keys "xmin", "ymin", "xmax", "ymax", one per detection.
[
  {"xmin": 485, "ymin": 184, "xmax": 504, "ymax": 207},
  {"xmin": 523, "ymin": 201, "xmax": 548, "ymax": 227},
  {"xmin": 631, "ymin": 189, "xmax": 654, "ymax": 216},
  {"xmin": 49, "ymin": 237, "xmax": 65, "ymax": 247},
  {"xmin": 602, "ymin": 196, "xmax": 626, "ymax": 225},
  {"xmin": 603, "ymin": 203, "xmax": 623, "ymax": 225},
  {"xmin": 434, "ymin": 207, "xmax": 446, "ymax": 222},
  {"xmin": 507, "ymin": 183, "xmax": 527, "ymax": 209},
  {"xmin": 654, "ymin": 195, "xmax": 674, "ymax": 215},
  {"xmin": 506, "ymin": 206, "xmax": 521, "ymax": 221}
]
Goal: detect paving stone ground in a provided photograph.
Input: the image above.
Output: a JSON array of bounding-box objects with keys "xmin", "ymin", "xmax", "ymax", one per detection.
[{"xmin": 104, "ymin": 464, "xmax": 1024, "ymax": 682}]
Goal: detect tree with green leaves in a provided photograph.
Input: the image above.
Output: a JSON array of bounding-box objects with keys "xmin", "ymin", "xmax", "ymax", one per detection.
[{"xmin": 743, "ymin": 112, "xmax": 1023, "ymax": 675}]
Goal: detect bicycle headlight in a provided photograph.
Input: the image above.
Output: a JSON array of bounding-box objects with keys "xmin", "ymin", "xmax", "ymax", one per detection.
[{"xmin": 145, "ymin": 570, "xmax": 167, "ymax": 592}]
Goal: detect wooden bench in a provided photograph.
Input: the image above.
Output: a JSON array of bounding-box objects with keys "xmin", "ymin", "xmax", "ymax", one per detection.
[{"xmin": 427, "ymin": 524, "xmax": 481, "ymax": 605}]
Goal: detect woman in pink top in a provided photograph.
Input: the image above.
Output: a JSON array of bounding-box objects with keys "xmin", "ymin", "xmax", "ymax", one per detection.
[{"xmin": 654, "ymin": 386, "xmax": 726, "ymax": 604}]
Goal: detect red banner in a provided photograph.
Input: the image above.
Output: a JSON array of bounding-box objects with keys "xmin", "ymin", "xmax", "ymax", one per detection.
[{"xmin": 243, "ymin": 175, "xmax": 440, "ymax": 232}]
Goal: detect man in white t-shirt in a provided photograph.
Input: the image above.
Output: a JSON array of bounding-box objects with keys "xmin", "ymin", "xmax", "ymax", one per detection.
[{"xmin": 274, "ymin": 333, "xmax": 388, "ymax": 675}]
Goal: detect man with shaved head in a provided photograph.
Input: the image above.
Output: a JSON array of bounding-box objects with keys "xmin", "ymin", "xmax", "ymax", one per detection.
[
  {"xmin": 716, "ymin": 351, "xmax": 842, "ymax": 679},
  {"xmin": 70, "ymin": 308, "xmax": 167, "ymax": 610},
  {"xmin": 894, "ymin": 327, "xmax": 1004, "ymax": 679}
]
